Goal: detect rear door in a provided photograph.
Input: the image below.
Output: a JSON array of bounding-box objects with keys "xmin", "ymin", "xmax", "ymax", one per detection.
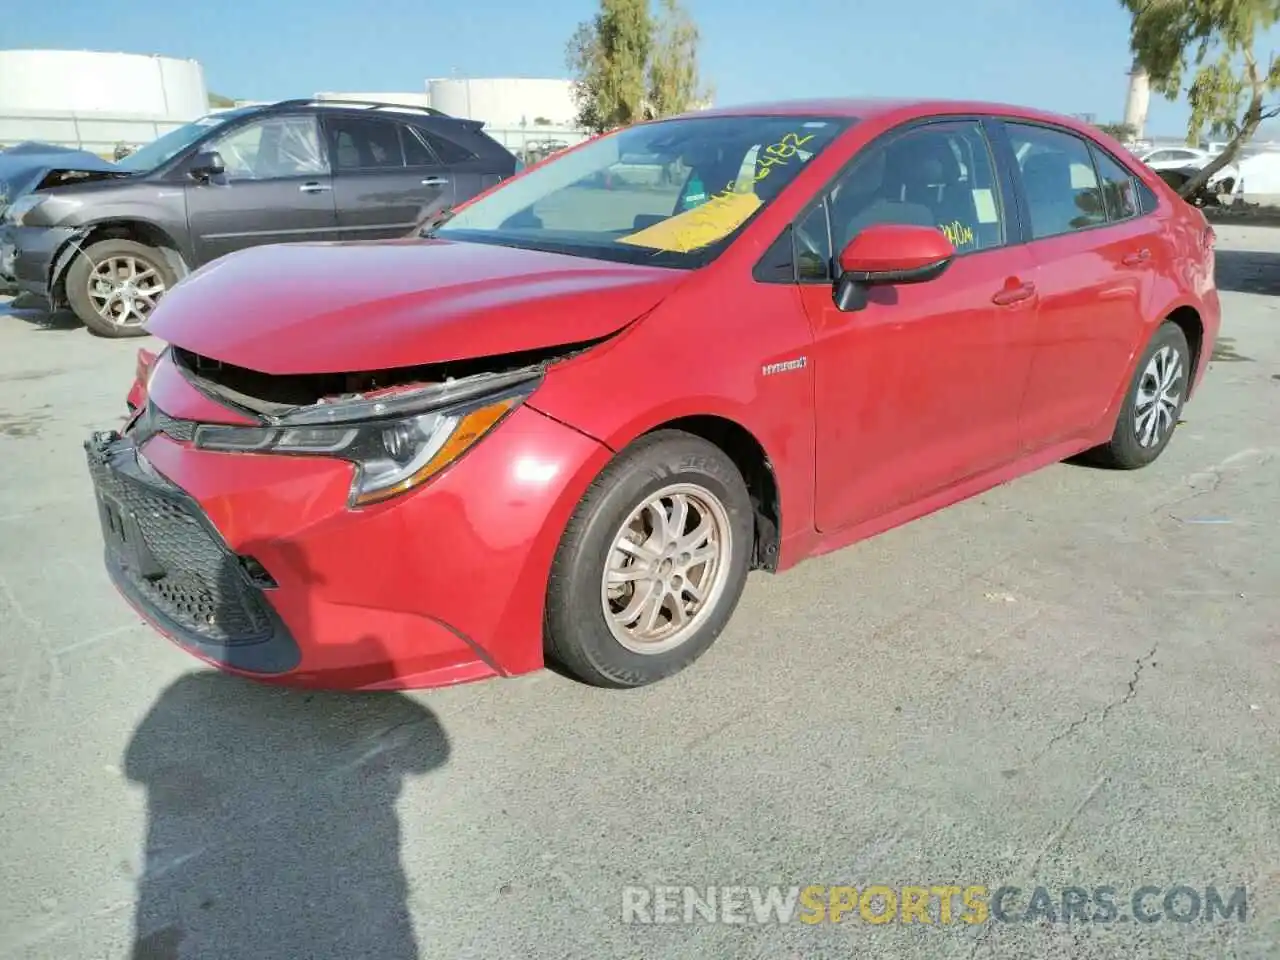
[
  {"xmin": 995, "ymin": 121, "xmax": 1156, "ymax": 452},
  {"xmin": 322, "ymin": 114, "xmax": 455, "ymax": 240},
  {"xmin": 414, "ymin": 120, "xmax": 509, "ymax": 206},
  {"xmin": 184, "ymin": 113, "xmax": 337, "ymax": 265}
]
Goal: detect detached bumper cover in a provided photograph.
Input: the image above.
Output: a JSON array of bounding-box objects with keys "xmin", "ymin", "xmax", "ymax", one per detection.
[
  {"xmin": 85, "ymin": 400, "xmax": 614, "ymax": 691},
  {"xmin": 85, "ymin": 429, "xmax": 303, "ymax": 674}
]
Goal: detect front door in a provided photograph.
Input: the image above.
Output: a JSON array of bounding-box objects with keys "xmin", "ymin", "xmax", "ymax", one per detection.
[
  {"xmin": 998, "ymin": 121, "xmax": 1155, "ymax": 451},
  {"xmin": 796, "ymin": 119, "xmax": 1038, "ymax": 532},
  {"xmin": 185, "ymin": 113, "xmax": 338, "ymax": 266},
  {"xmin": 321, "ymin": 115, "xmax": 456, "ymax": 241}
]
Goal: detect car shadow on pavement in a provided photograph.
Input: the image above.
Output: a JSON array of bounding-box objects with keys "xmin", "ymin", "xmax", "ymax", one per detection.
[
  {"xmin": 0, "ymin": 291, "xmax": 82, "ymax": 330},
  {"xmin": 123, "ymin": 663, "xmax": 450, "ymax": 960},
  {"xmin": 1214, "ymin": 248, "xmax": 1280, "ymax": 296}
]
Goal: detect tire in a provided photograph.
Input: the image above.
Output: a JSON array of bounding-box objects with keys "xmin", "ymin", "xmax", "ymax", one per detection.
[
  {"xmin": 1087, "ymin": 321, "xmax": 1192, "ymax": 469},
  {"xmin": 65, "ymin": 238, "xmax": 176, "ymax": 338},
  {"xmin": 544, "ymin": 430, "xmax": 755, "ymax": 688}
]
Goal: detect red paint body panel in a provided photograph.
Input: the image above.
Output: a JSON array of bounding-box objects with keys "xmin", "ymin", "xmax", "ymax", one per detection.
[
  {"xmin": 131, "ymin": 401, "xmax": 611, "ymax": 689},
  {"xmin": 146, "ymin": 239, "xmax": 689, "ymax": 374},
  {"xmin": 93, "ymin": 97, "xmax": 1221, "ymax": 689}
]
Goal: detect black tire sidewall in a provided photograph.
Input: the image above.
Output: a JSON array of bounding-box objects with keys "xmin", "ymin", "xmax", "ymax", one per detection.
[
  {"xmin": 545, "ymin": 431, "xmax": 754, "ymax": 688},
  {"xmin": 66, "ymin": 239, "xmax": 175, "ymax": 338},
  {"xmin": 1106, "ymin": 322, "xmax": 1192, "ymax": 468}
]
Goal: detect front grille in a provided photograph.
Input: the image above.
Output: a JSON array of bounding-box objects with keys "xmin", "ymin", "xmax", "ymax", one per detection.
[{"xmin": 87, "ymin": 437, "xmax": 276, "ymax": 646}]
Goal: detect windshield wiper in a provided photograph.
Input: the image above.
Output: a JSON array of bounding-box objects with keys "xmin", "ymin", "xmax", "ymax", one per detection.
[{"xmin": 417, "ymin": 207, "xmax": 456, "ymax": 237}]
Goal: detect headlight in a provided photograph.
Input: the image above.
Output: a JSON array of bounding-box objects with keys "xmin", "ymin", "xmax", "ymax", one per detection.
[
  {"xmin": 193, "ymin": 373, "xmax": 538, "ymax": 507},
  {"xmin": 3, "ymin": 194, "xmax": 46, "ymax": 226}
]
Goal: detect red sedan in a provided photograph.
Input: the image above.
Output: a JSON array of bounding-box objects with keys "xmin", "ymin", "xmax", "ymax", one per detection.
[{"xmin": 87, "ymin": 98, "xmax": 1219, "ymax": 691}]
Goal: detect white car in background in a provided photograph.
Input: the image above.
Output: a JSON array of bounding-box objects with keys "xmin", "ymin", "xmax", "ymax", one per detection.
[{"xmin": 1139, "ymin": 146, "xmax": 1239, "ymax": 193}]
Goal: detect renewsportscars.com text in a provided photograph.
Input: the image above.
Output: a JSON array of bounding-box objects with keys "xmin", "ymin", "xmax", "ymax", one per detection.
[{"xmin": 622, "ymin": 884, "xmax": 1248, "ymax": 925}]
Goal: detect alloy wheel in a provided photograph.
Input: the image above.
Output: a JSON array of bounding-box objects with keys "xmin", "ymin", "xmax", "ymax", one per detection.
[
  {"xmin": 600, "ymin": 482, "xmax": 734, "ymax": 656},
  {"xmin": 87, "ymin": 255, "xmax": 167, "ymax": 328},
  {"xmin": 1133, "ymin": 344, "xmax": 1184, "ymax": 448}
]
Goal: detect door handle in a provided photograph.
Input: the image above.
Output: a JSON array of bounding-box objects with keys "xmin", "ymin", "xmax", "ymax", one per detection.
[
  {"xmin": 421, "ymin": 176, "xmax": 449, "ymax": 186},
  {"xmin": 991, "ymin": 281, "xmax": 1036, "ymax": 306},
  {"xmin": 1122, "ymin": 248, "xmax": 1151, "ymax": 266},
  {"xmin": 299, "ymin": 182, "xmax": 331, "ymax": 194}
]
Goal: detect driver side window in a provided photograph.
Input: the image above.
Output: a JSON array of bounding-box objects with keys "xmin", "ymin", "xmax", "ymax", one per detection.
[
  {"xmin": 206, "ymin": 115, "xmax": 328, "ymax": 181},
  {"xmin": 791, "ymin": 120, "xmax": 1005, "ymax": 282}
]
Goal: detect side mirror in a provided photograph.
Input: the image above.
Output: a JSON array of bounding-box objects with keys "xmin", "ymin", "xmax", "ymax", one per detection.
[
  {"xmin": 189, "ymin": 150, "xmax": 225, "ymax": 181},
  {"xmin": 833, "ymin": 223, "xmax": 955, "ymax": 311}
]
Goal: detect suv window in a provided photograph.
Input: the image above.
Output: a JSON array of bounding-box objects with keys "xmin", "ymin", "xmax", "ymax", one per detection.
[
  {"xmin": 825, "ymin": 120, "xmax": 1005, "ymax": 259},
  {"xmin": 1005, "ymin": 123, "xmax": 1106, "ymax": 239},
  {"xmin": 401, "ymin": 126, "xmax": 439, "ymax": 166},
  {"xmin": 1091, "ymin": 147, "xmax": 1140, "ymax": 222},
  {"xmin": 207, "ymin": 115, "xmax": 327, "ymax": 180},
  {"xmin": 420, "ymin": 131, "xmax": 477, "ymax": 164},
  {"xmin": 326, "ymin": 116, "xmax": 405, "ymax": 170}
]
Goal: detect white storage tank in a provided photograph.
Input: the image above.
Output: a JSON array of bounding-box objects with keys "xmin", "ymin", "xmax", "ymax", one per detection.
[
  {"xmin": 0, "ymin": 49, "xmax": 208, "ymax": 120},
  {"xmin": 426, "ymin": 78, "xmax": 577, "ymax": 128}
]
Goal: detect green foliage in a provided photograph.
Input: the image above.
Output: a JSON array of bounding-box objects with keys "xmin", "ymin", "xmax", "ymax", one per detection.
[
  {"xmin": 566, "ymin": 0, "xmax": 708, "ymax": 133},
  {"xmin": 207, "ymin": 92, "xmax": 237, "ymax": 109},
  {"xmin": 1095, "ymin": 121, "xmax": 1138, "ymax": 141},
  {"xmin": 647, "ymin": 0, "xmax": 712, "ymax": 120},
  {"xmin": 1121, "ymin": 0, "xmax": 1280, "ymax": 195}
]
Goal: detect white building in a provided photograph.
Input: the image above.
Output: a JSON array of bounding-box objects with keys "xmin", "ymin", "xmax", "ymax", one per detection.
[
  {"xmin": 0, "ymin": 48, "xmax": 208, "ymax": 154},
  {"xmin": 424, "ymin": 78, "xmax": 578, "ymax": 129}
]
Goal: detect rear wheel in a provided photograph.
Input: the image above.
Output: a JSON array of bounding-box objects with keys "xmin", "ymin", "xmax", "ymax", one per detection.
[
  {"xmin": 1087, "ymin": 321, "xmax": 1191, "ymax": 469},
  {"xmin": 544, "ymin": 431, "xmax": 754, "ymax": 688},
  {"xmin": 65, "ymin": 238, "xmax": 175, "ymax": 338}
]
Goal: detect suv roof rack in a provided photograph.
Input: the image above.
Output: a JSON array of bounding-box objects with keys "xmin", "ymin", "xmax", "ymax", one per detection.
[{"xmin": 269, "ymin": 98, "xmax": 451, "ymax": 117}]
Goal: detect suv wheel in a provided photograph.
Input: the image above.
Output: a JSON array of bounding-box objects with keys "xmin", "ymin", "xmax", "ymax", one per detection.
[{"xmin": 65, "ymin": 238, "xmax": 175, "ymax": 338}]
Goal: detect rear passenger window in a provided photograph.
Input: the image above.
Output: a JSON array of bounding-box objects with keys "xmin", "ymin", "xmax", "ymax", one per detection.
[
  {"xmin": 400, "ymin": 126, "xmax": 439, "ymax": 166},
  {"xmin": 420, "ymin": 132, "xmax": 477, "ymax": 164},
  {"xmin": 1006, "ymin": 124, "xmax": 1106, "ymax": 239},
  {"xmin": 1091, "ymin": 147, "xmax": 1140, "ymax": 221},
  {"xmin": 326, "ymin": 117, "xmax": 404, "ymax": 170},
  {"xmin": 824, "ymin": 120, "xmax": 1005, "ymax": 257}
]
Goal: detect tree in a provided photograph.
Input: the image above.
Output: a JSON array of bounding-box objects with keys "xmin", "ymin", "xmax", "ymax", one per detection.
[
  {"xmin": 1095, "ymin": 121, "xmax": 1138, "ymax": 142},
  {"xmin": 566, "ymin": 0, "xmax": 653, "ymax": 133},
  {"xmin": 566, "ymin": 0, "xmax": 708, "ymax": 133},
  {"xmin": 207, "ymin": 92, "xmax": 237, "ymax": 109},
  {"xmin": 646, "ymin": 0, "xmax": 712, "ymax": 120},
  {"xmin": 1121, "ymin": 0, "xmax": 1280, "ymax": 198}
]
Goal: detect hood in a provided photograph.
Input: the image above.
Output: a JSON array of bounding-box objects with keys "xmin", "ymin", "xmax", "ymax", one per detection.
[
  {"xmin": 0, "ymin": 144, "xmax": 127, "ymax": 213},
  {"xmin": 145, "ymin": 239, "xmax": 690, "ymax": 375}
]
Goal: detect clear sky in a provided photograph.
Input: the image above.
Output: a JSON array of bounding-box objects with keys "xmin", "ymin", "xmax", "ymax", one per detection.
[{"xmin": 10, "ymin": 0, "xmax": 1276, "ymax": 138}]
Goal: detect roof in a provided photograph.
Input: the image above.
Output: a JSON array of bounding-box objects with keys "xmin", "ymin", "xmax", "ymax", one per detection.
[{"xmin": 692, "ymin": 97, "xmax": 1091, "ymax": 127}]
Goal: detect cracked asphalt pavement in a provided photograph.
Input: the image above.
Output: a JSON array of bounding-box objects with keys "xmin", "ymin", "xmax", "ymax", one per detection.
[{"xmin": 1, "ymin": 226, "xmax": 1278, "ymax": 960}]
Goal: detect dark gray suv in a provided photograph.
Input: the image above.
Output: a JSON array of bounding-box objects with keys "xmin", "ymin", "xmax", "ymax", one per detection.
[{"xmin": 0, "ymin": 99, "xmax": 517, "ymax": 337}]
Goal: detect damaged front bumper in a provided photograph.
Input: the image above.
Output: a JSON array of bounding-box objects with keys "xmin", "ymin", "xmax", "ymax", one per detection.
[
  {"xmin": 3, "ymin": 224, "xmax": 79, "ymax": 301},
  {"xmin": 89, "ymin": 347, "xmax": 614, "ymax": 690}
]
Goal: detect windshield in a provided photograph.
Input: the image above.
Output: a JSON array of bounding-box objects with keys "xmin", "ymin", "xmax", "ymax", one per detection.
[
  {"xmin": 434, "ymin": 114, "xmax": 852, "ymax": 268},
  {"xmin": 114, "ymin": 109, "xmax": 257, "ymax": 173}
]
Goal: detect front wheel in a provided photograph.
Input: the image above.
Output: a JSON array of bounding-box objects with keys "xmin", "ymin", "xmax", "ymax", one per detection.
[
  {"xmin": 544, "ymin": 431, "xmax": 755, "ymax": 688},
  {"xmin": 1087, "ymin": 321, "xmax": 1191, "ymax": 469},
  {"xmin": 65, "ymin": 238, "xmax": 175, "ymax": 338}
]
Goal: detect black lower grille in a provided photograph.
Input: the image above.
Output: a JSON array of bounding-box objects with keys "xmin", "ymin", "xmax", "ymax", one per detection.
[{"xmin": 86, "ymin": 434, "xmax": 276, "ymax": 646}]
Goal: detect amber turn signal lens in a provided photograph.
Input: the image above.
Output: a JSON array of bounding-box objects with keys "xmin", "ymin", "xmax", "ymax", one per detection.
[{"xmin": 352, "ymin": 397, "xmax": 519, "ymax": 507}]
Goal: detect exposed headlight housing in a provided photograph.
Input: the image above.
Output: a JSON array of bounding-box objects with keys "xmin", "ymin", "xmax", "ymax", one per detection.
[{"xmin": 193, "ymin": 370, "xmax": 540, "ymax": 507}]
